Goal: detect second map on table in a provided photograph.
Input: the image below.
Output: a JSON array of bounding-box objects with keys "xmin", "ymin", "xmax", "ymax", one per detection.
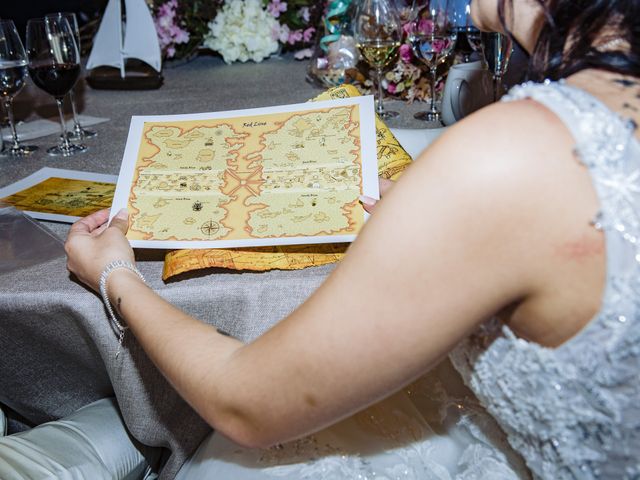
[{"xmin": 114, "ymin": 96, "xmax": 378, "ymax": 249}]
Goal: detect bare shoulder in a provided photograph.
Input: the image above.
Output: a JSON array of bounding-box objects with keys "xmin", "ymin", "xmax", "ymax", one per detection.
[{"xmin": 423, "ymin": 98, "xmax": 574, "ymax": 175}]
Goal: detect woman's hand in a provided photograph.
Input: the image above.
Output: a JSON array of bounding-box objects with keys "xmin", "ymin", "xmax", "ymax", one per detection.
[
  {"xmin": 65, "ymin": 208, "xmax": 135, "ymax": 292},
  {"xmin": 360, "ymin": 178, "xmax": 394, "ymax": 213}
]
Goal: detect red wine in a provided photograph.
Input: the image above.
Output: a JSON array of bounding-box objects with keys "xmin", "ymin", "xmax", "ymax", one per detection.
[
  {"xmin": 0, "ymin": 61, "xmax": 28, "ymax": 98},
  {"xmin": 28, "ymin": 63, "xmax": 80, "ymax": 98}
]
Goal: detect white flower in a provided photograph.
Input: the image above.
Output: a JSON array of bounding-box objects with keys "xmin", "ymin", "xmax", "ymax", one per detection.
[{"xmin": 203, "ymin": 0, "xmax": 279, "ymax": 64}]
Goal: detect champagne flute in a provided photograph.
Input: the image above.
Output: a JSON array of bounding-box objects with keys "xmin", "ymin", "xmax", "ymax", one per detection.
[
  {"xmin": 45, "ymin": 12, "xmax": 97, "ymax": 140},
  {"xmin": 450, "ymin": 0, "xmax": 480, "ymax": 63},
  {"xmin": 26, "ymin": 17, "xmax": 87, "ymax": 156},
  {"xmin": 0, "ymin": 19, "xmax": 38, "ymax": 157},
  {"xmin": 412, "ymin": 0, "xmax": 457, "ymax": 123},
  {"xmin": 482, "ymin": 32, "xmax": 513, "ymax": 101},
  {"xmin": 354, "ymin": 0, "xmax": 403, "ymax": 119}
]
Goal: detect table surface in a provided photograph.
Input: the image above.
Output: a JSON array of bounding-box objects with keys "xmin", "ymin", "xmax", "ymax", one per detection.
[{"xmin": 0, "ymin": 54, "xmax": 439, "ymax": 479}]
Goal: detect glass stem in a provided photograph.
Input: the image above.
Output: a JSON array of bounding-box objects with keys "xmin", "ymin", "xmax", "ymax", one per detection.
[
  {"xmin": 69, "ymin": 90, "xmax": 81, "ymax": 128},
  {"xmin": 429, "ymin": 67, "xmax": 437, "ymax": 113},
  {"xmin": 376, "ymin": 67, "xmax": 385, "ymax": 116},
  {"xmin": 56, "ymin": 97, "xmax": 71, "ymax": 152},
  {"xmin": 494, "ymin": 74, "xmax": 502, "ymax": 102},
  {"xmin": 4, "ymin": 98, "xmax": 20, "ymax": 149}
]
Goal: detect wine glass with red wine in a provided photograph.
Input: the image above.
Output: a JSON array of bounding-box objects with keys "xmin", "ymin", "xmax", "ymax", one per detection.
[
  {"xmin": 45, "ymin": 12, "xmax": 97, "ymax": 140},
  {"xmin": 0, "ymin": 19, "xmax": 38, "ymax": 157},
  {"xmin": 26, "ymin": 17, "xmax": 86, "ymax": 156}
]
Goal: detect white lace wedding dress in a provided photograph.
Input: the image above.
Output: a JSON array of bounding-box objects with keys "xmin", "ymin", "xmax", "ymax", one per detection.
[{"xmin": 176, "ymin": 81, "xmax": 640, "ymax": 480}]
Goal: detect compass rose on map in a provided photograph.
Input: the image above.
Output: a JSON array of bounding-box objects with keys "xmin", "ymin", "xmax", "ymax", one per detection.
[{"xmin": 200, "ymin": 220, "xmax": 220, "ymax": 236}]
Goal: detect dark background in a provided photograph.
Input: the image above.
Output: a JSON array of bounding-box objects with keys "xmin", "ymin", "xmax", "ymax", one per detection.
[{"xmin": 0, "ymin": 1, "xmax": 107, "ymax": 40}]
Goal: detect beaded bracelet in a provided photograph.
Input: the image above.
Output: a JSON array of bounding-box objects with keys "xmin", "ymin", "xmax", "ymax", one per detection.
[{"xmin": 98, "ymin": 259, "xmax": 146, "ymax": 354}]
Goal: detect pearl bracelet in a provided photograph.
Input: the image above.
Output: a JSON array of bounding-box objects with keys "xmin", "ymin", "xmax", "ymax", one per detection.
[{"xmin": 98, "ymin": 259, "xmax": 146, "ymax": 353}]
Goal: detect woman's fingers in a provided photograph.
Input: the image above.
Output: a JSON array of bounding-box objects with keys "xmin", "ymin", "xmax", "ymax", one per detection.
[
  {"xmin": 69, "ymin": 208, "xmax": 111, "ymax": 235},
  {"xmin": 379, "ymin": 178, "xmax": 394, "ymax": 196},
  {"xmin": 360, "ymin": 195, "xmax": 378, "ymax": 214},
  {"xmin": 360, "ymin": 178, "xmax": 396, "ymax": 213},
  {"xmin": 108, "ymin": 208, "xmax": 130, "ymax": 234}
]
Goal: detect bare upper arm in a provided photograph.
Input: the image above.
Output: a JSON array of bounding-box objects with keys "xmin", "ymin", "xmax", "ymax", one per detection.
[{"xmin": 217, "ymin": 99, "xmax": 586, "ymax": 445}]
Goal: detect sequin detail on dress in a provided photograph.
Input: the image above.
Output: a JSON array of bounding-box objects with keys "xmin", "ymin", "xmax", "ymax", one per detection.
[{"xmin": 450, "ymin": 81, "xmax": 640, "ymax": 479}]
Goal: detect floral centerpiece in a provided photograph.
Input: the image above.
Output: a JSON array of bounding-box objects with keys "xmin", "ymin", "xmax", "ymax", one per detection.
[
  {"xmin": 146, "ymin": 0, "xmax": 445, "ymax": 103},
  {"xmin": 149, "ymin": 0, "xmax": 322, "ymax": 62}
]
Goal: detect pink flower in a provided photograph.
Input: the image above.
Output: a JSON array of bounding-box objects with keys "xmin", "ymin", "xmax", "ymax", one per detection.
[
  {"xmin": 153, "ymin": 0, "xmax": 190, "ymax": 57},
  {"xmin": 268, "ymin": 0, "xmax": 288, "ymax": 18},
  {"xmin": 287, "ymin": 29, "xmax": 303, "ymax": 45},
  {"xmin": 302, "ymin": 27, "xmax": 315, "ymax": 43},
  {"xmin": 399, "ymin": 43, "xmax": 412, "ymax": 63},
  {"xmin": 417, "ymin": 18, "xmax": 434, "ymax": 35},
  {"xmin": 387, "ymin": 83, "xmax": 397, "ymax": 94},
  {"xmin": 432, "ymin": 38, "xmax": 452, "ymax": 53},
  {"xmin": 171, "ymin": 26, "xmax": 189, "ymax": 44}
]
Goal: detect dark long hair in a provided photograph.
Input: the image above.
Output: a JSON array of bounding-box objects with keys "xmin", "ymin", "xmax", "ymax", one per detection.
[{"xmin": 498, "ymin": 0, "xmax": 640, "ymax": 81}]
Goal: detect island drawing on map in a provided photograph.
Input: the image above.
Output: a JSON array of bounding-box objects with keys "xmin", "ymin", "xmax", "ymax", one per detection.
[{"xmin": 112, "ymin": 96, "xmax": 378, "ymax": 249}]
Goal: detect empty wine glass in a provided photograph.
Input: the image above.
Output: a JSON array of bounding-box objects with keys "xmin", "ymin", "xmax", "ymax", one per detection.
[
  {"xmin": 412, "ymin": 0, "xmax": 457, "ymax": 123},
  {"xmin": 482, "ymin": 32, "xmax": 513, "ymax": 100},
  {"xmin": 451, "ymin": 0, "xmax": 481, "ymax": 63},
  {"xmin": 354, "ymin": 0, "xmax": 403, "ymax": 119},
  {"xmin": 45, "ymin": 12, "xmax": 97, "ymax": 140},
  {"xmin": 0, "ymin": 19, "xmax": 38, "ymax": 157},
  {"xmin": 26, "ymin": 17, "xmax": 87, "ymax": 156}
]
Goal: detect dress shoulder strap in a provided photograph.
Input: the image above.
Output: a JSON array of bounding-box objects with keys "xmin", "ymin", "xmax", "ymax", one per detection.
[{"xmin": 502, "ymin": 80, "xmax": 637, "ymax": 172}]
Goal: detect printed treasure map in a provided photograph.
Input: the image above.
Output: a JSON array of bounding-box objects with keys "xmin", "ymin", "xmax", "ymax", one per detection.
[
  {"xmin": 112, "ymin": 96, "xmax": 378, "ymax": 249},
  {"xmin": 0, "ymin": 168, "xmax": 117, "ymax": 222}
]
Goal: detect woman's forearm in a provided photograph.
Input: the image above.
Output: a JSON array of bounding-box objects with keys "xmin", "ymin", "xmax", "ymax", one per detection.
[{"xmin": 106, "ymin": 269, "xmax": 267, "ymax": 447}]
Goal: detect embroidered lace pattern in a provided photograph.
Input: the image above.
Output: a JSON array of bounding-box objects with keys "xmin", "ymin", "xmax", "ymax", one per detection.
[{"xmin": 450, "ymin": 81, "xmax": 640, "ymax": 479}]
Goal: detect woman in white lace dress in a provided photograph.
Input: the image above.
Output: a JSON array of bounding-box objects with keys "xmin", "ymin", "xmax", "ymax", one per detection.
[{"xmin": 65, "ymin": 0, "xmax": 639, "ymax": 478}]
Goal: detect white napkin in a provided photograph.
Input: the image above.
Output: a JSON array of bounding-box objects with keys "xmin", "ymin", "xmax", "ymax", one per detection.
[
  {"xmin": 390, "ymin": 127, "xmax": 446, "ymax": 160},
  {"xmin": 2, "ymin": 115, "xmax": 109, "ymax": 142}
]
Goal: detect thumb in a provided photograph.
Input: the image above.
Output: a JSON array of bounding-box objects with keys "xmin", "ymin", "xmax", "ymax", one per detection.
[
  {"xmin": 359, "ymin": 195, "xmax": 378, "ymax": 214},
  {"xmin": 108, "ymin": 208, "xmax": 130, "ymax": 234}
]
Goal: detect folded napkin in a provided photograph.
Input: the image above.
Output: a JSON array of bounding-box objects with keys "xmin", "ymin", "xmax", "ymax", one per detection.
[
  {"xmin": 2, "ymin": 115, "xmax": 109, "ymax": 142},
  {"xmin": 162, "ymin": 85, "xmax": 414, "ymax": 279}
]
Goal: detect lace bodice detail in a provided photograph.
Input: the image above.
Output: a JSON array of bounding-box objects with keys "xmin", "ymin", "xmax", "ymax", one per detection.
[{"xmin": 450, "ymin": 81, "xmax": 640, "ymax": 479}]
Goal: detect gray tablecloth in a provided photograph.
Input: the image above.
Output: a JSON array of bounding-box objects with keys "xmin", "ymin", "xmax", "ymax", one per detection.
[{"xmin": 0, "ymin": 54, "xmax": 433, "ymax": 478}]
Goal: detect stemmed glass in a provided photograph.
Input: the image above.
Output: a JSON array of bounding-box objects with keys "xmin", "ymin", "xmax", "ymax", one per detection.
[
  {"xmin": 45, "ymin": 12, "xmax": 97, "ymax": 140},
  {"xmin": 451, "ymin": 0, "xmax": 482, "ymax": 63},
  {"xmin": 0, "ymin": 19, "xmax": 38, "ymax": 157},
  {"xmin": 26, "ymin": 17, "xmax": 87, "ymax": 156},
  {"xmin": 354, "ymin": 0, "xmax": 403, "ymax": 119},
  {"xmin": 482, "ymin": 32, "xmax": 513, "ymax": 100},
  {"xmin": 412, "ymin": 0, "xmax": 457, "ymax": 123}
]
